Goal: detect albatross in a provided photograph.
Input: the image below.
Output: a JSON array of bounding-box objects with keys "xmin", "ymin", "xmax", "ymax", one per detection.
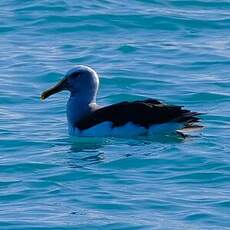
[{"xmin": 41, "ymin": 65, "xmax": 202, "ymax": 137}]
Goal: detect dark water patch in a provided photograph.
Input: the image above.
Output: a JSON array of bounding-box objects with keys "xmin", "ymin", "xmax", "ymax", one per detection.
[
  {"xmin": 118, "ymin": 44, "xmax": 138, "ymax": 53},
  {"xmin": 170, "ymin": 0, "xmax": 230, "ymax": 10},
  {"xmin": 183, "ymin": 92, "xmax": 230, "ymax": 102},
  {"xmin": 0, "ymin": 26, "xmax": 17, "ymax": 33}
]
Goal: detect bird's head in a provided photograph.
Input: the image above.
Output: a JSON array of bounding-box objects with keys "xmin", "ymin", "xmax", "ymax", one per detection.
[{"xmin": 41, "ymin": 65, "xmax": 99, "ymax": 102}]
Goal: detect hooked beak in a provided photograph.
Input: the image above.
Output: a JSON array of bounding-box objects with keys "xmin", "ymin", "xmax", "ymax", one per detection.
[{"xmin": 41, "ymin": 77, "xmax": 68, "ymax": 100}]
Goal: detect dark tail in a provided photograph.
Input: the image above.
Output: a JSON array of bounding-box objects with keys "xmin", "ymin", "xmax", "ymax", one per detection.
[{"xmin": 176, "ymin": 109, "xmax": 204, "ymax": 131}]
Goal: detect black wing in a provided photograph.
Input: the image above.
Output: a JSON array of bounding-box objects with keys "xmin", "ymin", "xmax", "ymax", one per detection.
[{"xmin": 75, "ymin": 99, "xmax": 201, "ymax": 131}]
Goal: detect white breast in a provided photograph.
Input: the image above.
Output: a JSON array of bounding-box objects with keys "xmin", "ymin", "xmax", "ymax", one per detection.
[
  {"xmin": 69, "ymin": 122, "xmax": 147, "ymax": 137},
  {"xmin": 68, "ymin": 121, "xmax": 183, "ymax": 137}
]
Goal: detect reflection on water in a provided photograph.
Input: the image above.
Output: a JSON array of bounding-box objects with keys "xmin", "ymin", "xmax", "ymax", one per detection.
[
  {"xmin": 64, "ymin": 137, "xmax": 106, "ymax": 168},
  {"xmin": 64, "ymin": 133, "xmax": 194, "ymax": 169},
  {"xmin": 69, "ymin": 136, "xmax": 109, "ymax": 152}
]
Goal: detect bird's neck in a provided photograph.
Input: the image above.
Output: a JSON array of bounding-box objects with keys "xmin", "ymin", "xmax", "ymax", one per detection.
[{"xmin": 66, "ymin": 95, "xmax": 95, "ymax": 129}]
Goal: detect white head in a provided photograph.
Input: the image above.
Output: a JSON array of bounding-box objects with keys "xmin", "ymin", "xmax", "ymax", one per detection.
[{"xmin": 41, "ymin": 65, "xmax": 99, "ymax": 103}]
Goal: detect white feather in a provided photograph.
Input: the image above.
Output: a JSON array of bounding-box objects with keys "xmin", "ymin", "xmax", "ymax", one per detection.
[{"xmin": 68, "ymin": 122, "xmax": 184, "ymax": 137}]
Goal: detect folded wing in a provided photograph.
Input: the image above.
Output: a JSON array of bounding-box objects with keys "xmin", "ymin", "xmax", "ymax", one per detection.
[{"xmin": 75, "ymin": 99, "xmax": 202, "ymax": 131}]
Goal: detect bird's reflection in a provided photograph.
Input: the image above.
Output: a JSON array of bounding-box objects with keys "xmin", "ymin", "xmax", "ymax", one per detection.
[
  {"xmin": 69, "ymin": 137, "xmax": 108, "ymax": 152},
  {"xmin": 65, "ymin": 137, "xmax": 108, "ymax": 168},
  {"xmin": 63, "ymin": 133, "xmax": 196, "ymax": 169},
  {"xmin": 81, "ymin": 152, "xmax": 105, "ymax": 162}
]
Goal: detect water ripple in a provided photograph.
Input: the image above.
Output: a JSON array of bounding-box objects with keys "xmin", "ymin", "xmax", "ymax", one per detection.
[{"xmin": 0, "ymin": 0, "xmax": 230, "ymax": 229}]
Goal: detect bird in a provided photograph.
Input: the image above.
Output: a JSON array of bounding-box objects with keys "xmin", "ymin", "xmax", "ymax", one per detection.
[{"xmin": 41, "ymin": 65, "xmax": 202, "ymax": 137}]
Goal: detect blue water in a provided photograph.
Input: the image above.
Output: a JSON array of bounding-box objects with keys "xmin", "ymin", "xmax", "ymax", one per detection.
[{"xmin": 1, "ymin": 0, "xmax": 230, "ymax": 229}]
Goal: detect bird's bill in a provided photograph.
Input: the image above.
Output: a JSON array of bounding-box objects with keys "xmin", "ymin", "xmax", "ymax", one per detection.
[{"xmin": 40, "ymin": 77, "xmax": 67, "ymax": 100}]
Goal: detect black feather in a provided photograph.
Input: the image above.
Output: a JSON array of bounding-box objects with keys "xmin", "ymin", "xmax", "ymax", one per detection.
[{"xmin": 75, "ymin": 99, "xmax": 202, "ymax": 131}]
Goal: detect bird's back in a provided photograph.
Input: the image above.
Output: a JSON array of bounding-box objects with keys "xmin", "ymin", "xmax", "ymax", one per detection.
[{"xmin": 75, "ymin": 99, "xmax": 201, "ymax": 133}]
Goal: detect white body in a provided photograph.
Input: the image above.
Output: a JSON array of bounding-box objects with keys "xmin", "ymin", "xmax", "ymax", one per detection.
[{"xmin": 68, "ymin": 121, "xmax": 183, "ymax": 137}]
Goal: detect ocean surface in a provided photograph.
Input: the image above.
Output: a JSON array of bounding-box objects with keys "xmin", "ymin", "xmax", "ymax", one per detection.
[{"xmin": 0, "ymin": 0, "xmax": 230, "ymax": 229}]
